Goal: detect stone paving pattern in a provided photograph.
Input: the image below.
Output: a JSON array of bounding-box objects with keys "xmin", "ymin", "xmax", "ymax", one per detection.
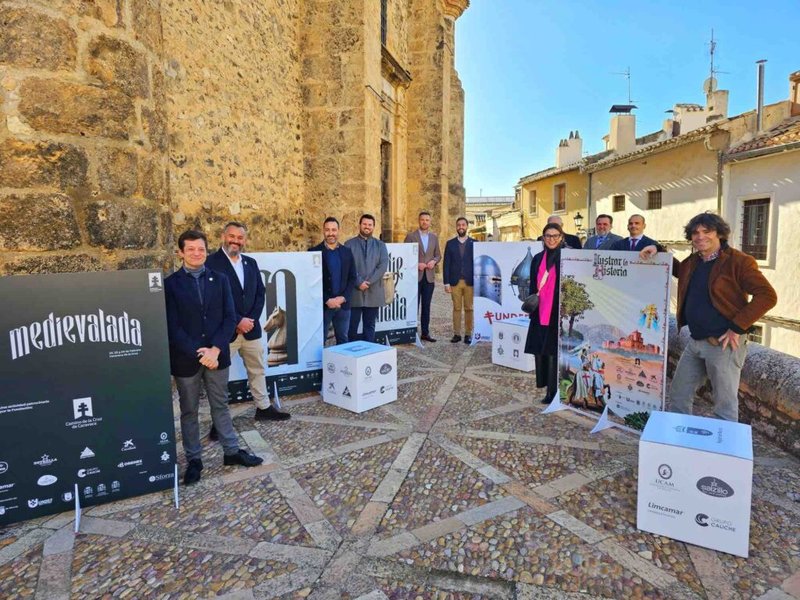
[{"xmin": 1, "ymin": 288, "xmax": 799, "ymax": 599}]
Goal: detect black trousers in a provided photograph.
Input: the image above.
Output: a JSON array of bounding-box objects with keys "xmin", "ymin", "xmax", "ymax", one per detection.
[
  {"xmin": 535, "ymin": 353, "xmax": 559, "ymax": 402},
  {"xmin": 418, "ymin": 278, "xmax": 435, "ymax": 336}
]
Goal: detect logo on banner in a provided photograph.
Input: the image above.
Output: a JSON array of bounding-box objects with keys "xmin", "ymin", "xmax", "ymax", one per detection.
[
  {"xmin": 0, "ymin": 483, "xmax": 15, "ymax": 492},
  {"xmin": 160, "ymin": 451, "xmax": 170, "ymax": 463},
  {"xmin": 342, "ymin": 386, "xmax": 352, "ymax": 398},
  {"xmin": 327, "ymin": 382, "xmax": 336, "ymax": 393},
  {"xmin": 674, "ymin": 426, "xmax": 712, "ymax": 436},
  {"xmin": 340, "ymin": 366, "xmax": 352, "ymax": 377},
  {"xmin": 112, "ymin": 481, "xmax": 120, "ymax": 492},
  {"xmin": 117, "ymin": 459, "xmax": 143, "ymax": 469},
  {"xmin": 365, "ymin": 366, "xmax": 372, "ymax": 376},
  {"xmin": 77, "ymin": 467, "xmax": 100, "ymax": 478},
  {"xmin": 148, "ymin": 473, "xmax": 174, "ymax": 482},
  {"xmin": 512, "ymin": 333, "xmax": 521, "ymax": 344},
  {"xmin": 37, "ymin": 475, "xmax": 57, "ymax": 487},
  {"xmin": 33, "ymin": 454, "xmax": 57, "ymax": 467},
  {"xmin": 61, "ymin": 491, "xmax": 73, "ymax": 502},
  {"xmin": 121, "ymin": 439, "xmax": 136, "ymax": 451},
  {"xmin": 498, "ymin": 331, "xmax": 504, "ymax": 340},
  {"xmin": 0, "ymin": 462, "xmax": 8, "ymax": 475},
  {"xmin": 148, "ymin": 273, "xmax": 163, "ymax": 292},
  {"xmin": 158, "ymin": 432, "xmax": 170, "ymax": 445},
  {"xmin": 27, "ymin": 498, "xmax": 52, "ymax": 508},
  {"xmin": 497, "ymin": 346, "xmax": 504, "ymax": 355},
  {"xmin": 97, "ymin": 484, "xmax": 107, "ymax": 495},
  {"xmin": 658, "ymin": 464, "xmax": 672, "ymax": 479},
  {"xmin": 327, "ymin": 363, "xmax": 335, "ymax": 373},
  {"xmin": 8, "ymin": 310, "xmax": 143, "ymax": 360},
  {"xmin": 696, "ymin": 477, "xmax": 734, "ymax": 498},
  {"xmin": 380, "ymin": 363, "xmax": 392, "ymax": 375},
  {"xmin": 647, "ymin": 502, "xmax": 683, "ymax": 517},
  {"xmin": 83, "ymin": 486, "xmax": 93, "ymax": 497},
  {"xmin": 80, "ymin": 447, "xmax": 95, "ymax": 459},
  {"xmin": 380, "ymin": 385, "xmax": 394, "ymax": 394},
  {"xmin": 513, "ymin": 349, "xmax": 519, "ymax": 358},
  {"xmin": 592, "ymin": 254, "xmax": 629, "ymax": 279},
  {"xmin": 73, "ymin": 397, "xmax": 93, "ymax": 419}
]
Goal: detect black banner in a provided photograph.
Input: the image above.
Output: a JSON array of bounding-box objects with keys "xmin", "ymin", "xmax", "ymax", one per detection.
[{"xmin": 0, "ymin": 270, "xmax": 175, "ymax": 526}]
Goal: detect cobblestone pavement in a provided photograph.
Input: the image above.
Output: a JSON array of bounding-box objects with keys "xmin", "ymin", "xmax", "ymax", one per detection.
[{"xmin": 2, "ymin": 287, "xmax": 799, "ymax": 599}]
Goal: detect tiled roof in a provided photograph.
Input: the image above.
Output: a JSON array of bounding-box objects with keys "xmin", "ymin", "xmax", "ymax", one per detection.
[
  {"xmin": 675, "ymin": 103, "xmax": 704, "ymax": 112},
  {"xmin": 518, "ymin": 149, "xmax": 613, "ymax": 184},
  {"xmin": 725, "ymin": 115, "xmax": 800, "ymax": 157}
]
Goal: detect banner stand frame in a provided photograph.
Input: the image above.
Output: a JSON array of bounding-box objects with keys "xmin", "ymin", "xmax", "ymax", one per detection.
[
  {"xmin": 589, "ymin": 405, "xmax": 642, "ymax": 436},
  {"xmin": 173, "ymin": 464, "xmax": 180, "ymax": 509},
  {"xmin": 415, "ymin": 333, "xmax": 425, "ymax": 349},
  {"xmin": 272, "ymin": 382, "xmax": 283, "ymax": 410},
  {"xmin": 540, "ymin": 392, "xmax": 568, "ymax": 414},
  {"xmin": 73, "ymin": 483, "xmax": 81, "ymax": 533}
]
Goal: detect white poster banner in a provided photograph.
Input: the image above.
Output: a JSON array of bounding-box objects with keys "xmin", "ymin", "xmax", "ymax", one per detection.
[
  {"xmin": 228, "ymin": 251, "xmax": 324, "ymax": 399},
  {"xmin": 557, "ymin": 249, "xmax": 671, "ymax": 417},
  {"xmin": 375, "ymin": 243, "xmax": 418, "ymax": 344},
  {"xmin": 472, "ymin": 241, "xmax": 543, "ymax": 342}
]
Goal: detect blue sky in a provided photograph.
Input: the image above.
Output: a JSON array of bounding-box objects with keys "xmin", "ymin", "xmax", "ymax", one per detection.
[{"xmin": 455, "ymin": 0, "xmax": 800, "ymax": 197}]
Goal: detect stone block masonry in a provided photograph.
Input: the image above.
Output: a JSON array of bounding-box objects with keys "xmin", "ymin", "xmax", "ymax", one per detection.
[{"xmin": 0, "ymin": 0, "xmax": 172, "ymax": 275}]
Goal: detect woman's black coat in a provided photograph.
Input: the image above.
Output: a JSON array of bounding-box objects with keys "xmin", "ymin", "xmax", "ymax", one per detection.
[{"xmin": 524, "ymin": 248, "xmax": 561, "ymax": 356}]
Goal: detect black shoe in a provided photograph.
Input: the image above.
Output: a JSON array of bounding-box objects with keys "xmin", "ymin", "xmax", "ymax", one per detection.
[
  {"xmin": 255, "ymin": 406, "xmax": 291, "ymax": 421},
  {"xmin": 450, "ymin": 335, "xmax": 462, "ymax": 343},
  {"xmin": 183, "ymin": 458, "xmax": 203, "ymax": 485},
  {"xmin": 421, "ymin": 335, "xmax": 437, "ymax": 342},
  {"xmin": 464, "ymin": 335, "xmax": 471, "ymax": 344},
  {"xmin": 223, "ymin": 449, "xmax": 264, "ymax": 467},
  {"xmin": 208, "ymin": 424, "xmax": 218, "ymax": 441}
]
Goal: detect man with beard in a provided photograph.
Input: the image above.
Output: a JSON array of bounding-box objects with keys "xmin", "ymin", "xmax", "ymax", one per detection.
[
  {"xmin": 206, "ymin": 222, "xmax": 290, "ymax": 433},
  {"xmin": 310, "ymin": 217, "xmax": 358, "ymax": 345},
  {"xmin": 443, "ymin": 217, "xmax": 475, "ymax": 343},
  {"xmin": 344, "ymin": 214, "xmax": 389, "ymax": 343},
  {"xmin": 165, "ymin": 229, "xmax": 263, "ymax": 485},
  {"xmin": 405, "ymin": 211, "xmax": 441, "ymax": 342}
]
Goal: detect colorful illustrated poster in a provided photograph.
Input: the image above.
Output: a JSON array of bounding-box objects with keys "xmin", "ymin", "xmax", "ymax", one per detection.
[
  {"xmin": 472, "ymin": 241, "xmax": 543, "ymax": 341},
  {"xmin": 228, "ymin": 252, "xmax": 324, "ymax": 400},
  {"xmin": 0, "ymin": 270, "xmax": 175, "ymax": 526},
  {"xmin": 557, "ymin": 249, "xmax": 671, "ymax": 417},
  {"xmin": 374, "ymin": 243, "xmax": 418, "ymax": 344}
]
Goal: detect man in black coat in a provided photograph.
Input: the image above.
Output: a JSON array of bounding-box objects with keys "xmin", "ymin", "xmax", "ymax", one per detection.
[
  {"xmin": 309, "ymin": 217, "xmax": 358, "ymax": 345},
  {"xmin": 537, "ymin": 215, "xmax": 582, "ymax": 249},
  {"xmin": 206, "ymin": 222, "xmax": 289, "ymax": 425},
  {"xmin": 443, "ymin": 217, "xmax": 475, "ymax": 343}
]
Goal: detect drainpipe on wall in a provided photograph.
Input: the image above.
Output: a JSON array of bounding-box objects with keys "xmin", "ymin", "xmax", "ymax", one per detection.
[
  {"xmin": 716, "ymin": 150, "xmax": 723, "ymax": 214},
  {"xmin": 586, "ymin": 172, "xmax": 593, "ymax": 226}
]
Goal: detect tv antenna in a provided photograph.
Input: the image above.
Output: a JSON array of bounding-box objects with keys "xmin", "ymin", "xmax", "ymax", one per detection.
[
  {"xmin": 704, "ymin": 29, "xmax": 728, "ymax": 94},
  {"xmin": 613, "ymin": 67, "xmax": 635, "ymax": 104}
]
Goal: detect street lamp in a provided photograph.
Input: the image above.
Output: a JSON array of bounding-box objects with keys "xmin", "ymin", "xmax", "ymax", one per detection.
[{"xmin": 573, "ymin": 211, "xmax": 584, "ymax": 232}]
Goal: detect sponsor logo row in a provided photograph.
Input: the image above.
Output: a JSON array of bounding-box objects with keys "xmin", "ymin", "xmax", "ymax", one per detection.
[{"xmin": 650, "ymin": 464, "xmax": 735, "ymax": 498}]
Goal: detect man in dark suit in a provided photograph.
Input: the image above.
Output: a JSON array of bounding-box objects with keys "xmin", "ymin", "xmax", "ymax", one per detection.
[
  {"xmin": 309, "ymin": 217, "xmax": 358, "ymax": 345},
  {"xmin": 584, "ymin": 214, "xmax": 623, "ymax": 250},
  {"xmin": 405, "ymin": 211, "xmax": 441, "ymax": 342},
  {"xmin": 443, "ymin": 217, "xmax": 474, "ymax": 343},
  {"xmin": 537, "ymin": 215, "xmax": 582, "ymax": 249},
  {"xmin": 610, "ymin": 214, "xmax": 662, "ymax": 251},
  {"xmin": 206, "ymin": 222, "xmax": 289, "ymax": 426},
  {"xmin": 165, "ymin": 229, "xmax": 263, "ymax": 485}
]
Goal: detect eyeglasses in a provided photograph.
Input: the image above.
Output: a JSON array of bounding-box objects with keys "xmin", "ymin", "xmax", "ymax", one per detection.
[{"xmin": 543, "ymin": 234, "xmax": 562, "ymax": 240}]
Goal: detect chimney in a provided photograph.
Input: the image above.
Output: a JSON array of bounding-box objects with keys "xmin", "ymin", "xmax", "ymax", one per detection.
[
  {"xmin": 756, "ymin": 59, "xmax": 766, "ymax": 133},
  {"xmin": 608, "ymin": 114, "xmax": 636, "ymax": 154},
  {"xmin": 790, "ymin": 70, "xmax": 800, "ymax": 116},
  {"xmin": 706, "ymin": 89, "xmax": 729, "ymax": 121},
  {"xmin": 555, "ymin": 130, "xmax": 583, "ymax": 167}
]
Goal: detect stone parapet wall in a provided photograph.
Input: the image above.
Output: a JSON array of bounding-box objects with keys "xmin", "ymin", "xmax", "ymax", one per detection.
[
  {"xmin": 0, "ymin": 0, "xmax": 172, "ymax": 274},
  {"xmin": 668, "ymin": 318, "xmax": 800, "ymax": 459}
]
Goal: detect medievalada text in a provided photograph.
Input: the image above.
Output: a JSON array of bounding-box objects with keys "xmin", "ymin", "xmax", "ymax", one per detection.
[{"xmin": 9, "ymin": 310, "xmax": 143, "ymax": 360}]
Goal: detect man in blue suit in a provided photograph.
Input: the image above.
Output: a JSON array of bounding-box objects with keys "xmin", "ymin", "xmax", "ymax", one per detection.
[
  {"xmin": 206, "ymin": 222, "xmax": 289, "ymax": 426},
  {"xmin": 610, "ymin": 214, "xmax": 663, "ymax": 252},
  {"xmin": 165, "ymin": 229, "xmax": 263, "ymax": 485},
  {"xmin": 309, "ymin": 217, "xmax": 357, "ymax": 345},
  {"xmin": 443, "ymin": 217, "xmax": 475, "ymax": 343}
]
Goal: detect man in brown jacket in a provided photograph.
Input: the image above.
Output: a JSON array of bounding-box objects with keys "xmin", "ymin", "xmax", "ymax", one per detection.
[
  {"xmin": 669, "ymin": 212, "xmax": 777, "ymax": 422},
  {"xmin": 405, "ymin": 211, "xmax": 441, "ymax": 342}
]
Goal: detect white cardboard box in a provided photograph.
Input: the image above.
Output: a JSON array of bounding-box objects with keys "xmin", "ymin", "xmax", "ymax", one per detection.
[
  {"xmin": 637, "ymin": 411, "xmax": 753, "ymax": 557},
  {"xmin": 322, "ymin": 342, "xmax": 397, "ymax": 413},
  {"xmin": 492, "ymin": 317, "xmax": 535, "ymax": 372}
]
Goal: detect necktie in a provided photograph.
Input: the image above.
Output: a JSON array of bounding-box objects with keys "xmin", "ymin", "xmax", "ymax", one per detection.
[
  {"xmin": 630, "ymin": 238, "xmax": 636, "ymax": 251},
  {"xmin": 596, "ymin": 237, "xmax": 604, "ymax": 249}
]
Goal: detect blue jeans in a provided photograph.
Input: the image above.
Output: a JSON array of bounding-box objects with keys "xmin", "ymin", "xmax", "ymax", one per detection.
[
  {"xmin": 324, "ymin": 306, "xmax": 351, "ymax": 345},
  {"xmin": 348, "ymin": 306, "xmax": 379, "ymax": 342}
]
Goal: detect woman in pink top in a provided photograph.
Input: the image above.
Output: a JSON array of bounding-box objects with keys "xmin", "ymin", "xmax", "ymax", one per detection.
[{"xmin": 524, "ymin": 223, "xmax": 564, "ymax": 403}]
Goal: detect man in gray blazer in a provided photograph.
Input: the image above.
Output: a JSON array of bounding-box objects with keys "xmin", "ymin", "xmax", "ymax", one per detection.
[
  {"xmin": 345, "ymin": 214, "xmax": 389, "ymax": 343},
  {"xmin": 584, "ymin": 214, "xmax": 623, "ymax": 250},
  {"xmin": 404, "ymin": 211, "xmax": 441, "ymax": 342}
]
